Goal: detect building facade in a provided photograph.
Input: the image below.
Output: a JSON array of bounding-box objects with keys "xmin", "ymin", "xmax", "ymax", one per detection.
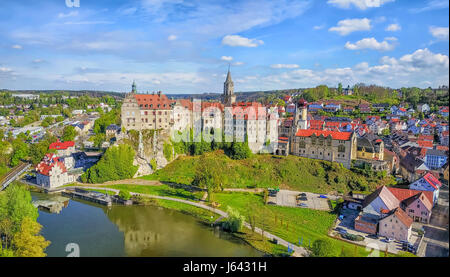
[{"xmin": 121, "ymin": 82, "xmax": 175, "ymax": 131}]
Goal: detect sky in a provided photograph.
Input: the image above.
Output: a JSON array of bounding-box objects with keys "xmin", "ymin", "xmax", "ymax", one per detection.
[{"xmin": 0, "ymin": 0, "xmax": 448, "ymax": 94}]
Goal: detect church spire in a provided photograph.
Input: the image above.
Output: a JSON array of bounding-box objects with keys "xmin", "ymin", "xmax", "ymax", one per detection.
[
  {"xmin": 225, "ymin": 63, "xmax": 232, "ymax": 83},
  {"xmin": 131, "ymin": 80, "xmax": 137, "ymax": 94}
]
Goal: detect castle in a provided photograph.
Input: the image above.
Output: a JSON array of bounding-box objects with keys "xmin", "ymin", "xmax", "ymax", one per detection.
[{"xmin": 120, "ymin": 70, "xmax": 363, "ymax": 167}]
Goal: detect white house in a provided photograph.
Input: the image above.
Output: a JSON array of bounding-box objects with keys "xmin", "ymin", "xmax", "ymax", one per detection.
[
  {"xmin": 35, "ymin": 154, "xmax": 74, "ymax": 189},
  {"xmin": 409, "ymin": 172, "xmax": 442, "ymax": 205},
  {"xmin": 378, "ymin": 208, "xmax": 413, "ymax": 242}
]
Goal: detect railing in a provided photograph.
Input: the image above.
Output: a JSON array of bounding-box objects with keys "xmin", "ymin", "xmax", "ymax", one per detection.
[{"xmin": 0, "ymin": 162, "xmax": 31, "ymax": 191}]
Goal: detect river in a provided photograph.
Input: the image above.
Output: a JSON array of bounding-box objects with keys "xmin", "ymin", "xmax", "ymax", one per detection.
[{"xmin": 32, "ymin": 192, "xmax": 263, "ymax": 257}]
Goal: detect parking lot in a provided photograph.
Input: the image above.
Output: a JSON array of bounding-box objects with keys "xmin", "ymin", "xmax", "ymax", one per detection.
[
  {"xmin": 331, "ymin": 207, "xmax": 422, "ymax": 255},
  {"xmin": 268, "ymin": 189, "xmax": 334, "ymax": 211}
]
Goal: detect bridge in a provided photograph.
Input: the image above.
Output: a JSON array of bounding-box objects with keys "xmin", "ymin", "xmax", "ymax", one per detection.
[{"xmin": 0, "ymin": 162, "xmax": 31, "ymax": 191}]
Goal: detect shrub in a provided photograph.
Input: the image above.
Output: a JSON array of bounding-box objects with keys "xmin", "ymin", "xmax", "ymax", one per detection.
[
  {"xmin": 311, "ymin": 239, "xmax": 334, "ymax": 257},
  {"xmin": 119, "ymin": 190, "xmax": 131, "ymax": 200},
  {"xmin": 150, "ymin": 159, "xmax": 157, "ymax": 170},
  {"xmin": 222, "ymin": 206, "xmax": 245, "ymax": 233}
]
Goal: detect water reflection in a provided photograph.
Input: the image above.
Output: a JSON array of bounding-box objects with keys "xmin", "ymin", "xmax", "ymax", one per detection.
[{"xmin": 33, "ymin": 192, "xmax": 262, "ymax": 257}]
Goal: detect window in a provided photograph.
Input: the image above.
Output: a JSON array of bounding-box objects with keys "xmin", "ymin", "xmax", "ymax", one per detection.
[
  {"xmin": 338, "ymin": 145, "xmax": 345, "ymax": 152},
  {"xmin": 299, "ymin": 141, "xmax": 306, "ymax": 148}
]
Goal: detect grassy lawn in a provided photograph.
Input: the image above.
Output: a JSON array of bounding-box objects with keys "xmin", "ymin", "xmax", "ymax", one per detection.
[
  {"xmin": 106, "ymin": 184, "xmax": 204, "ymax": 201},
  {"xmin": 140, "ymin": 151, "xmax": 394, "ymax": 194},
  {"xmin": 214, "ymin": 191, "xmax": 377, "ymax": 257},
  {"xmin": 101, "ymin": 183, "xmax": 403, "ymax": 257}
]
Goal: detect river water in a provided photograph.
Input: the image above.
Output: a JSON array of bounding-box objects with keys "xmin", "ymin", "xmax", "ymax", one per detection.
[{"xmin": 32, "ymin": 192, "xmax": 263, "ymax": 257}]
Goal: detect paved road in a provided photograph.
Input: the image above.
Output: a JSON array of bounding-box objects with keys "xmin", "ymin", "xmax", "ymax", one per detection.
[
  {"xmin": 131, "ymin": 191, "xmax": 310, "ymax": 257},
  {"xmin": 417, "ymin": 186, "xmax": 449, "ymax": 257}
]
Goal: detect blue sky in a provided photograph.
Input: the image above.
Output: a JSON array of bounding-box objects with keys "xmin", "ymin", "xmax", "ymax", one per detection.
[{"xmin": 0, "ymin": 0, "xmax": 448, "ymax": 93}]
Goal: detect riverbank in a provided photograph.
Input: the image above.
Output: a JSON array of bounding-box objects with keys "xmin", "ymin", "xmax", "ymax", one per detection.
[{"xmin": 130, "ymin": 194, "xmax": 291, "ymax": 257}]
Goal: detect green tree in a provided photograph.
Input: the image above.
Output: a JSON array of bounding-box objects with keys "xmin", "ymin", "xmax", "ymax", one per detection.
[
  {"xmin": 10, "ymin": 138, "xmax": 29, "ymax": 166},
  {"xmin": 0, "ymin": 184, "xmax": 38, "ymax": 234},
  {"xmin": 12, "ymin": 217, "xmax": 50, "ymax": 257},
  {"xmin": 119, "ymin": 190, "xmax": 131, "ymax": 200},
  {"xmin": 337, "ymin": 83, "xmax": 343, "ymax": 95},
  {"xmin": 222, "ymin": 206, "xmax": 245, "ymax": 233},
  {"xmin": 61, "ymin": 125, "xmax": 77, "ymax": 141},
  {"xmin": 311, "ymin": 239, "xmax": 334, "ymax": 257},
  {"xmin": 230, "ymin": 141, "xmax": 252, "ymax": 160},
  {"xmin": 81, "ymin": 144, "xmax": 138, "ymax": 183}
]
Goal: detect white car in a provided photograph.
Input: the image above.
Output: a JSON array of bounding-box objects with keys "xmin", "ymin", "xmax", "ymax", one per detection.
[{"xmin": 385, "ymin": 237, "xmax": 394, "ymax": 243}]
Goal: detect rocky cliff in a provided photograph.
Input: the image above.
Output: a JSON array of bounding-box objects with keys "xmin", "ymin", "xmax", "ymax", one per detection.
[{"xmin": 115, "ymin": 129, "xmax": 176, "ymax": 178}]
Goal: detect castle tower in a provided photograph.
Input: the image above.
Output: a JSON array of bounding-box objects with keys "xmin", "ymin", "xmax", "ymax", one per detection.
[
  {"xmin": 222, "ymin": 66, "xmax": 236, "ymax": 106},
  {"xmin": 296, "ymin": 99, "xmax": 308, "ymax": 130}
]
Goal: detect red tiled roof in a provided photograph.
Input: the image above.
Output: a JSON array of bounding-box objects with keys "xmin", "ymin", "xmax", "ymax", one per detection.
[
  {"xmin": 295, "ymin": 129, "xmax": 352, "ymax": 140},
  {"xmin": 417, "ymin": 140, "xmax": 433, "ymax": 148},
  {"xmin": 392, "ymin": 208, "xmax": 413, "ymax": 228},
  {"xmin": 178, "ymin": 99, "xmax": 193, "ymax": 111},
  {"xmin": 134, "ymin": 94, "xmax": 175, "ymax": 110},
  {"xmin": 422, "ymin": 172, "xmax": 442, "ymax": 190},
  {"xmin": 387, "ymin": 187, "xmax": 433, "ymax": 204},
  {"xmin": 35, "ymin": 154, "xmax": 67, "ymax": 176},
  {"xmin": 49, "ymin": 140, "xmax": 75, "ymax": 150},
  {"xmin": 436, "ymin": 145, "xmax": 449, "ymax": 151},
  {"xmin": 418, "ymin": 135, "xmax": 434, "ymax": 141}
]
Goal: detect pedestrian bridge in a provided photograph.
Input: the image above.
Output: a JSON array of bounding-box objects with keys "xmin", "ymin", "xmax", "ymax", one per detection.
[{"xmin": 0, "ymin": 162, "xmax": 31, "ymax": 191}]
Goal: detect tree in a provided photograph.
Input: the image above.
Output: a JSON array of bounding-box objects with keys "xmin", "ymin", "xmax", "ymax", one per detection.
[
  {"xmin": 0, "ymin": 184, "xmax": 38, "ymax": 233},
  {"xmin": 61, "ymin": 125, "xmax": 77, "ymax": 142},
  {"xmin": 230, "ymin": 141, "xmax": 252, "ymax": 160},
  {"xmin": 28, "ymin": 133, "xmax": 57, "ymax": 164},
  {"xmin": 81, "ymin": 144, "xmax": 138, "ymax": 183},
  {"xmin": 337, "ymin": 83, "xmax": 343, "ymax": 95},
  {"xmin": 10, "ymin": 138, "xmax": 29, "ymax": 166},
  {"xmin": 222, "ymin": 207, "xmax": 245, "ymax": 233},
  {"xmin": 311, "ymin": 239, "xmax": 334, "ymax": 257},
  {"xmin": 119, "ymin": 190, "xmax": 131, "ymax": 200},
  {"xmin": 12, "ymin": 217, "xmax": 50, "ymax": 257}
]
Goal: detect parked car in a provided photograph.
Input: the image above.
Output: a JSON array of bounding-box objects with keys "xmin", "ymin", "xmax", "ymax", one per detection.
[
  {"xmin": 335, "ymin": 227, "xmax": 347, "ymax": 234},
  {"xmin": 384, "ymin": 237, "xmax": 394, "ymax": 243},
  {"xmin": 298, "ymin": 203, "xmax": 308, "ymax": 208},
  {"xmin": 319, "ymin": 195, "xmax": 328, "ymax": 199},
  {"xmin": 366, "ymin": 234, "xmax": 379, "ymax": 239}
]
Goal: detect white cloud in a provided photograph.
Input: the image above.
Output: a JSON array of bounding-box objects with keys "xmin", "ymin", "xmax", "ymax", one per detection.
[
  {"xmin": 233, "ymin": 62, "xmax": 244, "ymax": 66},
  {"xmin": 239, "ymin": 48, "xmax": 448, "ymax": 90},
  {"xmin": 64, "ymin": 21, "xmax": 114, "ymax": 25},
  {"xmin": 313, "ymin": 24, "xmax": 325, "ymax": 30},
  {"xmin": 32, "ymin": 59, "xmax": 45, "ymax": 64},
  {"xmin": 410, "ymin": 0, "xmax": 449, "ymax": 13},
  {"xmin": 119, "ymin": 7, "xmax": 137, "ymax": 15},
  {"xmin": 429, "ymin": 26, "xmax": 449, "ymax": 40},
  {"xmin": 386, "ymin": 23, "xmax": 401, "ymax": 32},
  {"xmin": 11, "ymin": 45, "xmax": 22, "ymax": 49},
  {"xmin": 168, "ymin": 35, "xmax": 177, "ymax": 41},
  {"xmin": 58, "ymin": 11, "xmax": 79, "ymax": 18},
  {"xmin": 271, "ymin": 64, "xmax": 300, "ymax": 69},
  {"xmin": 329, "ymin": 18, "xmax": 371, "ymax": 36},
  {"xmin": 0, "ymin": 67, "xmax": 12, "ymax": 73},
  {"xmin": 222, "ymin": 35, "xmax": 264, "ymax": 47},
  {"xmin": 345, "ymin": 37, "xmax": 396, "ymax": 51},
  {"xmin": 384, "ymin": 37, "xmax": 398, "ymax": 41},
  {"xmin": 221, "ymin": 56, "xmax": 233, "ymax": 61},
  {"xmin": 327, "ymin": 0, "xmax": 394, "ymax": 10}
]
